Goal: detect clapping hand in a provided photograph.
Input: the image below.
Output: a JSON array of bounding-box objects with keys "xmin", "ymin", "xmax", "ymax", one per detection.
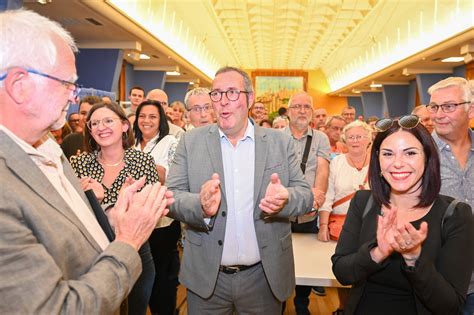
[
  {"xmin": 200, "ymin": 173, "xmax": 221, "ymax": 218},
  {"xmin": 80, "ymin": 176, "xmax": 105, "ymax": 203},
  {"xmin": 259, "ymin": 173, "xmax": 289, "ymax": 215},
  {"xmin": 110, "ymin": 177, "xmax": 174, "ymax": 251}
]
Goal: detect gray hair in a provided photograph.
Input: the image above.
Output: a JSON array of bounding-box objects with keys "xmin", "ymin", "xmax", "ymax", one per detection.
[
  {"xmin": 184, "ymin": 87, "xmax": 211, "ymax": 109},
  {"xmin": 0, "ymin": 9, "xmax": 77, "ymax": 80},
  {"xmin": 325, "ymin": 115, "xmax": 346, "ymax": 127},
  {"xmin": 340, "ymin": 120, "xmax": 372, "ymax": 143},
  {"xmin": 272, "ymin": 115, "xmax": 289, "ymax": 127},
  {"xmin": 428, "ymin": 77, "xmax": 472, "ymax": 107},
  {"xmin": 214, "ymin": 66, "xmax": 254, "ymax": 93}
]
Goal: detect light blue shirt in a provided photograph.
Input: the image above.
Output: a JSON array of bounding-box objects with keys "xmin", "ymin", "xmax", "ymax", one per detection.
[{"xmin": 219, "ymin": 120, "xmax": 260, "ymax": 266}]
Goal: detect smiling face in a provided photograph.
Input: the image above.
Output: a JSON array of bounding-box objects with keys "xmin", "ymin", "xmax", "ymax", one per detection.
[
  {"xmin": 137, "ymin": 105, "xmax": 160, "ymax": 140},
  {"xmin": 89, "ymin": 107, "xmax": 128, "ymax": 149},
  {"xmin": 379, "ymin": 130, "xmax": 425, "ymax": 196},
  {"xmin": 211, "ymin": 70, "xmax": 253, "ymax": 141}
]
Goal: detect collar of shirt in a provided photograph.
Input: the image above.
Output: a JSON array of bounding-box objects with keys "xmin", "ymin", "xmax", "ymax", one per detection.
[
  {"xmin": 0, "ymin": 125, "xmax": 61, "ymax": 168},
  {"xmin": 283, "ymin": 125, "xmax": 313, "ymax": 139},
  {"xmin": 135, "ymin": 133, "xmax": 160, "ymax": 153},
  {"xmin": 218, "ymin": 119, "xmax": 255, "ymax": 143},
  {"xmin": 432, "ymin": 129, "xmax": 474, "ymax": 152}
]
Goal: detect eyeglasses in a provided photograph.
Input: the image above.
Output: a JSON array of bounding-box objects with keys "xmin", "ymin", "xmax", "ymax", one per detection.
[
  {"xmin": 209, "ymin": 89, "xmax": 249, "ymax": 102},
  {"xmin": 189, "ymin": 105, "xmax": 211, "ymax": 113},
  {"xmin": 289, "ymin": 104, "xmax": 312, "ymax": 111},
  {"xmin": 87, "ymin": 117, "xmax": 120, "ymax": 130},
  {"xmin": 426, "ymin": 102, "xmax": 470, "ymax": 113},
  {"xmin": 0, "ymin": 68, "xmax": 82, "ymax": 98},
  {"xmin": 375, "ymin": 115, "xmax": 420, "ymax": 132},
  {"xmin": 346, "ymin": 135, "xmax": 369, "ymax": 142}
]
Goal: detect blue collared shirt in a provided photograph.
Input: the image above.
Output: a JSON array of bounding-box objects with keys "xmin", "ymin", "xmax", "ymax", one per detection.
[
  {"xmin": 219, "ymin": 120, "xmax": 260, "ymax": 265},
  {"xmin": 432, "ymin": 130, "xmax": 474, "ymax": 209}
]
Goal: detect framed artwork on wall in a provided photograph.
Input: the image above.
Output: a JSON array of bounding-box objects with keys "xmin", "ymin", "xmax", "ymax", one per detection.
[{"xmin": 251, "ymin": 70, "xmax": 308, "ymax": 114}]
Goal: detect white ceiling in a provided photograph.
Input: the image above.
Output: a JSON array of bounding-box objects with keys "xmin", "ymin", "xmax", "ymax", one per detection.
[{"xmin": 24, "ymin": 0, "xmax": 474, "ymax": 95}]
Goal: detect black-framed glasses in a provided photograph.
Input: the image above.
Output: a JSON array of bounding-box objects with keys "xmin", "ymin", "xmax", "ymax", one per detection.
[
  {"xmin": 0, "ymin": 68, "xmax": 82, "ymax": 98},
  {"xmin": 375, "ymin": 115, "xmax": 420, "ymax": 132},
  {"xmin": 209, "ymin": 89, "xmax": 248, "ymax": 102},
  {"xmin": 426, "ymin": 101, "xmax": 470, "ymax": 113},
  {"xmin": 189, "ymin": 105, "xmax": 211, "ymax": 113}
]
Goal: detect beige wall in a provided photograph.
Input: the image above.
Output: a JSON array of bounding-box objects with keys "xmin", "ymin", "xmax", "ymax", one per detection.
[{"xmin": 307, "ymin": 69, "xmax": 347, "ymax": 116}]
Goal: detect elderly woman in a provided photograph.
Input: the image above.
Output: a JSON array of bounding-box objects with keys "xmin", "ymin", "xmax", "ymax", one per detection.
[
  {"xmin": 332, "ymin": 115, "xmax": 473, "ymax": 315},
  {"xmin": 272, "ymin": 115, "xmax": 289, "ymax": 129},
  {"xmin": 70, "ymin": 102, "xmax": 159, "ymax": 315},
  {"xmin": 318, "ymin": 120, "xmax": 372, "ymax": 242}
]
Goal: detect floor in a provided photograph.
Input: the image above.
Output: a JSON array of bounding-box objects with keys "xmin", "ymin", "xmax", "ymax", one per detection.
[{"xmin": 174, "ymin": 284, "xmax": 341, "ymax": 315}]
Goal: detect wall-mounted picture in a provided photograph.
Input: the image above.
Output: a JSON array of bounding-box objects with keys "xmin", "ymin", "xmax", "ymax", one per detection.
[{"xmin": 255, "ymin": 75, "xmax": 305, "ymax": 113}]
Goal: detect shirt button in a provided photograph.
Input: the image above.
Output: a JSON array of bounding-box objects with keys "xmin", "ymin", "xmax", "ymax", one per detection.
[
  {"xmin": 222, "ymin": 211, "xmax": 226, "ymax": 217},
  {"xmin": 218, "ymin": 240, "xmax": 223, "ymax": 246}
]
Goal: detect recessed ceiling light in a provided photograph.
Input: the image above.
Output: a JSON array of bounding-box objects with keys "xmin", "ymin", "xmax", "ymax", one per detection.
[
  {"xmin": 139, "ymin": 54, "xmax": 150, "ymax": 60},
  {"xmin": 166, "ymin": 71, "xmax": 180, "ymax": 76},
  {"xmin": 441, "ymin": 56, "xmax": 464, "ymax": 62},
  {"xmin": 370, "ymin": 82, "xmax": 383, "ymax": 88}
]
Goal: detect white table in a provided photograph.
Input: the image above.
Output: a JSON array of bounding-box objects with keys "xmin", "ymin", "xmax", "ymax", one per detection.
[{"xmin": 292, "ymin": 233, "xmax": 347, "ymax": 287}]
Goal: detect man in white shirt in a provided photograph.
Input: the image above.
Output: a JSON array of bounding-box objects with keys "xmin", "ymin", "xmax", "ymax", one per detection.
[{"xmin": 0, "ymin": 9, "xmax": 171, "ymax": 314}]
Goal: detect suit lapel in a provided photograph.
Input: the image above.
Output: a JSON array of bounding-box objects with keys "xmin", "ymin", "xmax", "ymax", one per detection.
[
  {"xmin": 0, "ymin": 132, "xmax": 102, "ymax": 252},
  {"xmin": 253, "ymin": 125, "xmax": 268, "ymax": 211},
  {"xmin": 205, "ymin": 125, "xmax": 226, "ymax": 200}
]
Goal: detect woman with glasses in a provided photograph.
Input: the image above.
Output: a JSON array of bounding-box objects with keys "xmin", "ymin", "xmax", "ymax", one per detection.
[
  {"xmin": 318, "ymin": 120, "xmax": 372, "ymax": 242},
  {"xmin": 133, "ymin": 100, "xmax": 180, "ymax": 315},
  {"xmin": 332, "ymin": 115, "xmax": 473, "ymax": 315},
  {"xmin": 70, "ymin": 102, "xmax": 159, "ymax": 315}
]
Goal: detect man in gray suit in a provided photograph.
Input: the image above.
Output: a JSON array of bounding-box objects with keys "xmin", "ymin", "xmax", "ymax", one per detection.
[
  {"xmin": 0, "ymin": 9, "xmax": 171, "ymax": 314},
  {"xmin": 167, "ymin": 66, "xmax": 314, "ymax": 313}
]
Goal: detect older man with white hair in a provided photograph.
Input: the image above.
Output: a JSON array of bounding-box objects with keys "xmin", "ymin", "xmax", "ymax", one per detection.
[
  {"xmin": 427, "ymin": 77, "xmax": 474, "ymax": 315},
  {"xmin": 0, "ymin": 9, "xmax": 171, "ymax": 314}
]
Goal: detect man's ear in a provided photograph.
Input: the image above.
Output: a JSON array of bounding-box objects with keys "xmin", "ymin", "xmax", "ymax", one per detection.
[
  {"xmin": 5, "ymin": 68, "xmax": 33, "ymax": 104},
  {"xmin": 468, "ymin": 102, "xmax": 474, "ymax": 120},
  {"xmin": 247, "ymin": 92, "xmax": 255, "ymax": 108}
]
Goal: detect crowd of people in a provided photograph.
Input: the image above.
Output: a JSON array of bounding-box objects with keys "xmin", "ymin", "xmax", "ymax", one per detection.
[{"xmin": 1, "ymin": 8, "xmax": 473, "ymax": 315}]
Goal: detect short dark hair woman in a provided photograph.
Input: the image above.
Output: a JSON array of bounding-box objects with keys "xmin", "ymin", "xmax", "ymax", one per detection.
[{"xmin": 332, "ymin": 115, "xmax": 473, "ymax": 314}]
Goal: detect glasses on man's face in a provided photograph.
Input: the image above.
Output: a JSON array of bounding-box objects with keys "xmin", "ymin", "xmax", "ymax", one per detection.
[
  {"xmin": 189, "ymin": 105, "xmax": 211, "ymax": 113},
  {"xmin": 209, "ymin": 89, "xmax": 248, "ymax": 102},
  {"xmin": 426, "ymin": 101, "xmax": 469, "ymax": 113},
  {"xmin": 346, "ymin": 135, "xmax": 368, "ymax": 142},
  {"xmin": 0, "ymin": 68, "xmax": 82, "ymax": 98},
  {"xmin": 289, "ymin": 104, "xmax": 312, "ymax": 111},
  {"xmin": 375, "ymin": 115, "xmax": 420, "ymax": 132},
  {"xmin": 87, "ymin": 117, "xmax": 119, "ymax": 130}
]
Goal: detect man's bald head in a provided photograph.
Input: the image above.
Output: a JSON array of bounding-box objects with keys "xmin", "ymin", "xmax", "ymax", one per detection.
[{"xmin": 147, "ymin": 89, "xmax": 169, "ymax": 108}]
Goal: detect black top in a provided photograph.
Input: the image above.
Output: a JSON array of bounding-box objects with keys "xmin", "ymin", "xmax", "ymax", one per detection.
[
  {"xmin": 60, "ymin": 132, "xmax": 84, "ymax": 160},
  {"xmin": 332, "ymin": 190, "xmax": 473, "ymax": 315}
]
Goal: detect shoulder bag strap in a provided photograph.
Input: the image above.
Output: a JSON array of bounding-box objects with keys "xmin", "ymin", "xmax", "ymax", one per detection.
[{"xmin": 300, "ymin": 133, "xmax": 312, "ymax": 174}]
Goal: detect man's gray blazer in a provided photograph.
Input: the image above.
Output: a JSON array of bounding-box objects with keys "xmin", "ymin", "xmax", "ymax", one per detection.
[
  {"xmin": 167, "ymin": 123, "xmax": 313, "ymax": 301},
  {"xmin": 0, "ymin": 131, "xmax": 141, "ymax": 314}
]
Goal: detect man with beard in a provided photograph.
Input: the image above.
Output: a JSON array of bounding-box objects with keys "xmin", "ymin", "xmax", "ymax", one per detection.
[{"xmin": 284, "ymin": 91, "xmax": 330, "ymax": 315}]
